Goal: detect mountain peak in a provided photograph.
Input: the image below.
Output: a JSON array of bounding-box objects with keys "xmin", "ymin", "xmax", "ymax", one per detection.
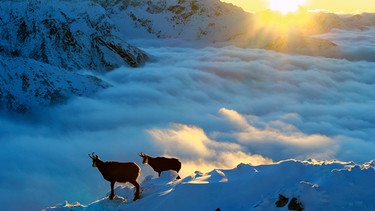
[
  {"xmin": 0, "ymin": 0, "xmax": 148, "ymax": 112},
  {"xmin": 0, "ymin": 0, "xmax": 148, "ymax": 71}
]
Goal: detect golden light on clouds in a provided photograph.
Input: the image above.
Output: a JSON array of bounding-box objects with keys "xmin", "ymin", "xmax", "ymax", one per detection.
[
  {"xmin": 219, "ymin": 108, "xmax": 333, "ymax": 147},
  {"xmin": 147, "ymin": 123, "xmax": 273, "ymax": 177},
  {"xmin": 146, "ymin": 107, "xmax": 341, "ymax": 176}
]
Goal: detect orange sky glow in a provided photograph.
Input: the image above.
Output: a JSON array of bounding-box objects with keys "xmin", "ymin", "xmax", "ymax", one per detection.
[{"xmin": 221, "ymin": 0, "xmax": 375, "ymax": 14}]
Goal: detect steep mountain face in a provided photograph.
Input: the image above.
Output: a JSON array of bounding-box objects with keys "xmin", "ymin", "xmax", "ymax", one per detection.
[
  {"xmin": 0, "ymin": 56, "xmax": 109, "ymax": 112},
  {"xmin": 0, "ymin": 0, "xmax": 148, "ymax": 112},
  {"xmin": 94, "ymin": 0, "xmax": 253, "ymax": 42},
  {"xmin": 0, "ymin": 0, "xmax": 148, "ymax": 71}
]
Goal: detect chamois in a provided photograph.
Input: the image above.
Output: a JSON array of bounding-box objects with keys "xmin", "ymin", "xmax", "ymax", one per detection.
[
  {"xmin": 89, "ymin": 152, "xmax": 141, "ymax": 201},
  {"xmin": 139, "ymin": 153, "xmax": 181, "ymax": 179}
]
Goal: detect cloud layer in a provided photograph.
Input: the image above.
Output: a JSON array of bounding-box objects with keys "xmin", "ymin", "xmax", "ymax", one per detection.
[{"xmin": 1, "ymin": 28, "xmax": 375, "ymax": 210}]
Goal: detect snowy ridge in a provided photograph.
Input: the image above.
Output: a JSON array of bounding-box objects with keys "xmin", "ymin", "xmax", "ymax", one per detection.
[
  {"xmin": 0, "ymin": 0, "xmax": 148, "ymax": 71},
  {"xmin": 94, "ymin": 0, "xmax": 375, "ymax": 56},
  {"xmin": 0, "ymin": 0, "xmax": 148, "ymax": 112},
  {"xmin": 96, "ymin": 0, "xmax": 375, "ymax": 43},
  {"xmin": 95, "ymin": 0, "xmax": 251, "ymax": 42},
  {"xmin": 0, "ymin": 56, "xmax": 109, "ymax": 112},
  {"xmin": 45, "ymin": 159, "xmax": 375, "ymax": 210}
]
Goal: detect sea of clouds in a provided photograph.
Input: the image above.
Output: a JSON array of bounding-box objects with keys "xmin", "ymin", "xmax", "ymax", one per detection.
[{"xmin": 0, "ymin": 28, "xmax": 374, "ymax": 210}]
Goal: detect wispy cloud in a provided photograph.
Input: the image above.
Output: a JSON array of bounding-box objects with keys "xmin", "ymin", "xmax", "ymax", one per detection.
[
  {"xmin": 315, "ymin": 27, "xmax": 375, "ymax": 62},
  {"xmin": 147, "ymin": 123, "xmax": 273, "ymax": 176}
]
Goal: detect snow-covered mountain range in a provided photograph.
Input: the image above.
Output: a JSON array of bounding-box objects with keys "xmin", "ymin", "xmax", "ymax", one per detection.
[
  {"xmin": 0, "ymin": 56, "xmax": 109, "ymax": 112},
  {"xmin": 0, "ymin": 0, "xmax": 148, "ymax": 112},
  {"xmin": 94, "ymin": 0, "xmax": 251, "ymax": 42},
  {"xmin": 45, "ymin": 159, "xmax": 375, "ymax": 210},
  {"xmin": 1, "ymin": 0, "xmax": 374, "ymax": 113},
  {"xmin": 1, "ymin": 0, "xmax": 148, "ymax": 71},
  {"xmin": 95, "ymin": 0, "xmax": 375, "ymax": 42},
  {"xmin": 93, "ymin": 0, "xmax": 375, "ymax": 56}
]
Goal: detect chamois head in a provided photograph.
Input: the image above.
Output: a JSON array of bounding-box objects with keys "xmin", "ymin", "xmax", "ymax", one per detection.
[
  {"xmin": 88, "ymin": 152, "xmax": 100, "ymax": 167},
  {"xmin": 138, "ymin": 152, "xmax": 149, "ymax": 164}
]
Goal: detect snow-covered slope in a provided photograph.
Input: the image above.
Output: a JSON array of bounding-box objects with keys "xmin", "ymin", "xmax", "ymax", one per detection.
[
  {"xmin": 93, "ymin": 0, "xmax": 375, "ymax": 56},
  {"xmin": 96, "ymin": 0, "xmax": 375, "ymax": 43},
  {"xmin": 0, "ymin": 56, "xmax": 109, "ymax": 112},
  {"xmin": 0, "ymin": 0, "xmax": 148, "ymax": 112},
  {"xmin": 94, "ymin": 0, "xmax": 252, "ymax": 42},
  {"xmin": 45, "ymin": 159, "xmax": 375, "ymax": 211},
  {"xmin": 0, "ymin": 0, "xmax": 148, "ymax": 71}
]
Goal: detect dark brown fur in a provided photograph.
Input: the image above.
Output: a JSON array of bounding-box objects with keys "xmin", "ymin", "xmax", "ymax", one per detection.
[
  {"xmin": 89, "ymin": 153, "xmax": 140, "ymax": 201},
  {"xmin": 139, "ymin": 153, "xmax": 181, "ymax": 179}
]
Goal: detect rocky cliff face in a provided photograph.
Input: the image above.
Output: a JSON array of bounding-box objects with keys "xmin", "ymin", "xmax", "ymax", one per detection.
[
  {"xmin": 0, "ymin": 56, "xmax": 109, "ymax": 112},
  {"xmin": 0, "ymin": 0, "xmax": 148, "ymax": 71},
  {"xmin": 0, "ymin": 0, "xmax": 148, "ymax": 112},
  {"xmin": 94, "ymin": 0, "xmax": 252, "ymax": 42}
]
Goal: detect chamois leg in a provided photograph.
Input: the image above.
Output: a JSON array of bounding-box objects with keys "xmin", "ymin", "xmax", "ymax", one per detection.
[
  {"xmin": 176, "ymin": 169, "xmax": 181, "ymax": 179},
  {"xmin": 129, "ymin": 180, "xmax": 140, "ymax": 201},
  {"xmin": 109, "ymin": 181, "xmax": 115, "ymax": 200}
]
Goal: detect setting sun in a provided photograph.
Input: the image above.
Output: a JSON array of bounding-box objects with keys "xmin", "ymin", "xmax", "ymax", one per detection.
[{"xmin": 268, "ymin": 0, "xmax": 306, "ymax": 14}]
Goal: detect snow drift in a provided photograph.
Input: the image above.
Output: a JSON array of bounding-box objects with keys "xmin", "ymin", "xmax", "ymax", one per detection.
[{"xmin": 45, "ymin": 159, "xmax": 375, "ymax": 210}]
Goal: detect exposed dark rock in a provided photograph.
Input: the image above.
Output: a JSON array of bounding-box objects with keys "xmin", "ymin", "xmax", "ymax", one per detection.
[
  {"xmin": 0, "ymin": 0, "xmax": 148, "ymax": 112},
  {"xmin": 0, "ymin": 56, "xmax": 110, "ymax": 113},
  {"xmin": 94, "ymin": 0, "xmax": 250, "ymax": 41},
  {"xmin": 288, "ymin": 197, "xmax": 304, "ymax": 211},
  {"xmin": 275, "ymin": 194, "xmax": 289, "ymax": 207},
  {"xmin": 0, "ymin": 0, "xmax": 148, "ymax": 72}
]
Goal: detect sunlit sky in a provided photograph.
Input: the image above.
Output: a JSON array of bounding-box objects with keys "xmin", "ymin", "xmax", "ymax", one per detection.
[{"xmin": 221, "ymin": 0, "xmax": 375, "ymax": 13}]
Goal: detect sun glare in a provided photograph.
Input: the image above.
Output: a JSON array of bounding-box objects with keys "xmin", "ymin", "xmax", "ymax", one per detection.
[{"xmin": 269, "ymin": 0, "xmax": 306, "ymax": 14}]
